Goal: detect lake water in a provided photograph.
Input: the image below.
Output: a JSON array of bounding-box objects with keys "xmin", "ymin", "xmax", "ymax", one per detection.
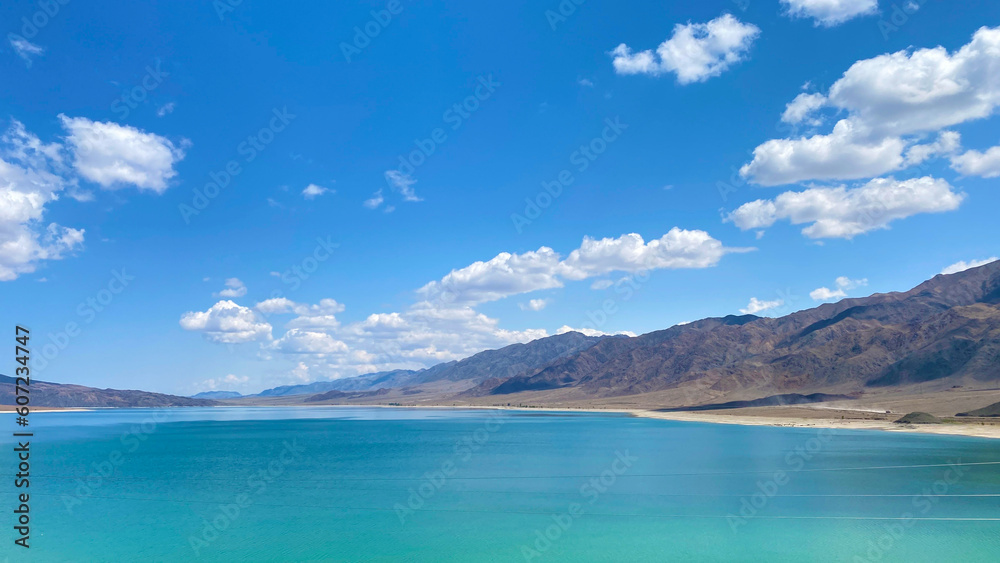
[{"xmin": 3, "ymin": 407, "xmax": 999, "ymax": 562}]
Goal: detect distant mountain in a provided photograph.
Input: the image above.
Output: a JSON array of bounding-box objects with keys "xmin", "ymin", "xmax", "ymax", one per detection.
[
  {"xmin": 479, "ymin": 261, "xmax": 1000, "ymax": 401},
  {"xmin": 251, "ymin": 331, "xmax": 604, "ymax": 397},
  {"xmin": 192, "ymin": 391, "xmax": 243, "ymax": 399},
  {"xmin": 0, "ymin": 375, "xmax": 216, "ymax": 408}
]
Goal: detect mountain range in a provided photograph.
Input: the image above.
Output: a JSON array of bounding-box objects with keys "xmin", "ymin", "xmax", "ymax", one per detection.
[{"xmin": 6, "ymin": 261, "xmax": 999, "ymax": 412}]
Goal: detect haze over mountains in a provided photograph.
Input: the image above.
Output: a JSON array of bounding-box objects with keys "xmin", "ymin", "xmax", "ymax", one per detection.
[{"xmin": 7, "ymin": 261, "xmax": 999, "ymax": 412}]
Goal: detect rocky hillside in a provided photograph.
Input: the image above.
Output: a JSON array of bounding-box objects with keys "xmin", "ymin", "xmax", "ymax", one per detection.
[{"xmin": 477, "ymin": 261, "xmax": 1000, "ymax": 401}]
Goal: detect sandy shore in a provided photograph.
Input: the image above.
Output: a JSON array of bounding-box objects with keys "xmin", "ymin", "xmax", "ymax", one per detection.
[
  {"xmin": 632, "ymin": 409, "xmax": 1000, "ymax": 439},
  {"xmin": 0, "ymin": 406, "xmax": 91, "ymax": 413}
]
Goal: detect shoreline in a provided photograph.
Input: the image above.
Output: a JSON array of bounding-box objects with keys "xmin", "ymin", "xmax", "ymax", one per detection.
[
  {"xmin": 631, "ymin": 409, "xmax": 1000, "ymax": 440},
  {"xmin": 5, "ymin": 402, "xmax": 999, "ymax": 439},
  {"xmin": 193, "ymin": 401, "xmax": 1000, "ymax": 440}
]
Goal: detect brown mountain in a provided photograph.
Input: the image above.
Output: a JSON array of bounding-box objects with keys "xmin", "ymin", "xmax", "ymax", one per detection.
[
  {"xmin": 0, "ymin": 375, "xmax": 217, "ymax": 408},
  {"xmin": 479, "ymin": 261, "xmax": 1000, "ymax": 402}
]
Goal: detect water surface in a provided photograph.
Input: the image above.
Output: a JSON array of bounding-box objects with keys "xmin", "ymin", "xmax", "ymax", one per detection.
[{"xmin": 3, "ymin": 407, "xmax": 999, "ymax": 562}]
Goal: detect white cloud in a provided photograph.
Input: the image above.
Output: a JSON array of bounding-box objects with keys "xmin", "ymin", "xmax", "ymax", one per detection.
[
  {"xmin": 810, "ymin": 286, "xmax": 847, "ymax": 301},
  {"xmin": 256, "ymin": 298, "xmax": 345, "ymax": 330},
  {"xmin": 363, "ymin": 189, "xmax": 384, "ymax": 209},
  {"xmin": 216, "ymin": 277, "xmax": 247, "ymax": 298},
  {"xmin": 185, "ymin": 228, "xmax": 743, "ymax": 383},
  {"xmin": 9, "ymin": 36, "xmax": 44, "ymax": 66},
  {"xmin": 951, "ymin": 145, "xmax": 1000, "ymax": 178},
  {"xmin": 197, "ymin": 373, "xmax": 250, "ymax": 391},
  {"xmin": 780, "ymin": 0, "xmax": 878, "ymax": 27},
  {"xmin": 270, "ymin": 329, "xmax": 349, "ymax": 355},
  {"xmin": 742, "ymin": 26, "xmax": 1000, "ymax": 185},
  {"xmin": 726, "ymin": 176, "xmax": 964, "ymax": 239},
  {"xmin": 302, "ymin": 183, "xmax": 332, "ymax": 199},
  {"xmin": 563, "ymin": 229, "xmax": 746, "ymax": 280},
  {"xmin": 835, "ymin": 276, "xmax": 868, "ymax": 290},
  {"xmin": 180, "ymin": 300, "xmax": 273, "ymax": 343},
  {"xmin": 782, "ymin": 92, "xmax": 827, "ymax": 125},
  {"xmin": 810, "ymin": 276, "xmax": 868, "ymax": 301},
  {"xmin": 611, "ymin": 14, "xmax": 760, "ymax": 84},
  {"xmin": 156, "ymin": 102, "xmax": 176, "ymax": 117},
  {"xmin": 419, "ymin": 247, "xmax": 564, "ymax": 305},
  {"xmin": 0, "ymin": 121, "xmax": 84, "ymax": 281},
  {"xmin": 740, "ymin": 297, "xmax": 784, "ymax": 315},
  {"xmin": 556, "ymin": 325, "xmax": 636, "ymax": 338},
  {"xmin": 741, "ymin": 119, "xmax": 907, "ymax": 186},
  {"xmin": 590, "ymin": 279, "xmax": 614, "ymax": 290},
  {"xmin": 420, "ymin": 228, "xmax": 745, "ymax": 305},
  {"xmin": 385, "ymin": 170, "xmax": 421, "ymax": 202},
  {"xmin": 60, "ymin": 115, "xmax": 187, "ymax": 193},
  {"xmin": 941, "ymin": 257, "xmax": 998, "ymax": 275},
  {"xmin": 519, "ymin": 298, "xmax": 549, "ymax": 311},
  {"xmin": 578, "ymin": 78, "xmax": 595, "ymax": 88}
]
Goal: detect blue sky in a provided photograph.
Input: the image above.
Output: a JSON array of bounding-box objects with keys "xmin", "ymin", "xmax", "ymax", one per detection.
[{"xmin": 2, "ymin": 0, "xmax": 998, "ymax": 395}]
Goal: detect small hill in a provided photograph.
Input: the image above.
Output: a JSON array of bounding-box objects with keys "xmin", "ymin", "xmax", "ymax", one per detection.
[
  {"xmin": 894, "ymin": 412, "xmax": 942, "ymax": 424},
  {"xmin": 957, "ymin": 401, "xmax": 1000, "ymax": 417}
]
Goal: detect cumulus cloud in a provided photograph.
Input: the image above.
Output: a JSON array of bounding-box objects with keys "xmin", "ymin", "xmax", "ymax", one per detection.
[
  {"xmin": 302, "ymin": 183, "xmax": 332, "ymax": 199},
  {"xmin": 256, "ymin": 298, "xmax": 345, "ymax": 329},
  {"xmin": 740, "ymin": 297, "xmax": 784, "ymax": 315},
  {"xmin": 941, "ymin": 257, "xmax": 998, "ymax": 275},
  {"xmin": 519, "ymin": 299, "xmax": 549, "ymax": 311},
  {"xmin": 951, "ymin": 145, "xmax": 1000, "ymax": 178},
  {"xmin": 215, "ymin": 277, "xmax": 247, "ymax": 298},
  {"xmin": 420, "ymin": 228, "xmax": 746, "ymax": 305},
  {"xmin": 742, "ymin": 26, "xmax": 1000, "ymax": 186},
  {"xmin": 59, "ymin": 115, "xmax": 187, "ymax": 193},
  {"xmin": 780, "ymin": 0, "xmax": 878, "ymax": 27},
  {"xmin": 782, "ymin": 92, "xmax": 827, "ymax": 125},
  {"xmin": 742, "ymin": 120, "xmax": 907, "ymax": 186},
  {"xmin": 810, "ymin": 276, "xmax": 868, "ymax": 301},
  {"xmin": 590, "ymin": 279, "xmax": 614, "ymax": 290},
  {"xmin": 726, "ymin": 176, "xmax": 964, "ymax": 239},
  {"xmin": 611, "ymin": 14, "xmax": 760, "ymax": 84},
  {"xmin": 270, "ymin": 329, "xmax": 349, "ymax": 355},
  {"xmin": 179, "ymin": 300, "xmax": 273, "ymax": 343},
  {"xmin": 0, "ymin": 121, "xmax": 84, "ymax": 281},
  {"xmin": 810, "ymin": 286, "xmax": 847, "ymax": 301},
  {"xmin": 183, "ymin": 228, "xmax": 744, "ymax": 383}
]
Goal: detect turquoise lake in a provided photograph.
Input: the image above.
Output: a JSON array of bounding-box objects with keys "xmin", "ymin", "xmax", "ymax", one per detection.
[{"xmin": 2, "ymin": 407, "xmax": 999, "ymax": 562}]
